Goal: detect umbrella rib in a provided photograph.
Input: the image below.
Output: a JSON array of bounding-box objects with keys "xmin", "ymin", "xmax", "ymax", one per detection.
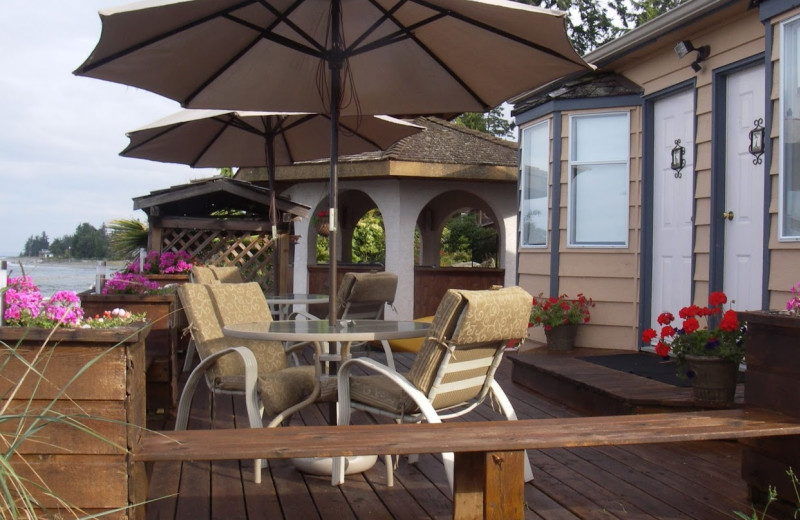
[
  {"xmin": 184, "ymin": 4, "xmax": 325, "ymax": 106},
  {"xmin": 76, "ymin": 0, "xmax": 257, "ymax": 75},
  {"xmin": 355, "ymin": 0, "xmax": 490, "ymax": 111},
  {"xmin": 408, "ymin": 0, "xmax": 587, "ymax": 67}
]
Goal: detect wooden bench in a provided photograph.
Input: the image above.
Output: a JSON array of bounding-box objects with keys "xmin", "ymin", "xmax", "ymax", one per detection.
[{"xmin": 133, "ymin": 407, "xmax": 800, "ymax": 520}]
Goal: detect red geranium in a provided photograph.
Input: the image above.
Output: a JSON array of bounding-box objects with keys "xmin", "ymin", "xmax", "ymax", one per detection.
[{"xmin": 641, "ymin": 291, "xmax": 745, "ymax": 365}]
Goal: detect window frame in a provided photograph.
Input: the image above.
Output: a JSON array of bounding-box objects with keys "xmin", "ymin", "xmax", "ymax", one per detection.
[
  {"xmin": 779, "ymin": 13, "xmax": 800, "ymax": 241},
  {"xmin": 519, "ymin": 119, "xmax": 551, "ymax": 248},
  {"xmin": 566, "ymin": 111, "xmax": 631, "ymax": 248}
]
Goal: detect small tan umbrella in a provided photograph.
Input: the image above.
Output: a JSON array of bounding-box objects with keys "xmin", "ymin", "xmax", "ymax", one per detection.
[
  {"xmin": 121, "ymin": 110, "xmax": 423, "ymax": 237},
  {"xmin": 76, "ymin": 0, "xmax": 593, "ymax": 322}
]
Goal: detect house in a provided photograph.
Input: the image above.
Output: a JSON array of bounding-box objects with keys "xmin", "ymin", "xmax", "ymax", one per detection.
[
  {"xmin": 512, "ymin": 0, "xmax": 800, "ymax": 350},
  {"xmin": 236, "ymin": 117, "xmax": 519, "ymax": 319}
]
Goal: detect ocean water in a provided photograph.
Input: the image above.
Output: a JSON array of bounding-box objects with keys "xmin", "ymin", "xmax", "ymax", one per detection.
[{"xmin": 1, "ymin": 257, "xmax": 125, "ymax": 297}]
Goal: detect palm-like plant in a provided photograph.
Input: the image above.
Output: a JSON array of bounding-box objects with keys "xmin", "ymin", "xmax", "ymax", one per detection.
[{"xmin": 107, "ymin": 219, "xmax": 148, "ymax": 260}]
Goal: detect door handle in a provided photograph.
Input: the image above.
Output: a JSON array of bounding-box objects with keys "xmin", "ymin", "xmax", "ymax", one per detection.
[{"xmin": 722, "ymin": 211, "xmax": 734, "ymax": 221}]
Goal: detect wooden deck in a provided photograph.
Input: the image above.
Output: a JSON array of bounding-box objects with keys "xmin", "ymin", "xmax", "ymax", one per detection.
[{"xmin": 144, "ymin": 348, "xmax": 778, "ymax": 519}]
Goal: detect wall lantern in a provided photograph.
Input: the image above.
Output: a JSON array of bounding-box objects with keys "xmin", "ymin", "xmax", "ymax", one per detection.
[
  {"xmin": 671, "ymin": 139, "xmax": 686, "ymax": 178},
  {"xmin": 674, "ymin": 40, "xmax": 710, "ymax": 72},
  {"xmin": 748, "ymin": 118, "xmax": 765, "ymax": 165}
]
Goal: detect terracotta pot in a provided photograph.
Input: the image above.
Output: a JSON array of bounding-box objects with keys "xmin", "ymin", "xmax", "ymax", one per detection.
[
  {"xmin": 544, "ymin": 324, "xmax": 578, "ymax": 351},
  {"xmin": 684, "ymin": 355, "xmax": 738, "ymax": 406}
]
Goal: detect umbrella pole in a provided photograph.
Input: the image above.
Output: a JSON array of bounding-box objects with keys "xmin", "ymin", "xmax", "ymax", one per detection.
[{"xmin": 328, "ymin": 0, "xmax": 343, "ymax": 326}]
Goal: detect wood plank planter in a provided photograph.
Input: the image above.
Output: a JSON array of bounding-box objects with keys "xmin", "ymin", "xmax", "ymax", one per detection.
[
  {"xmin": 80, "ymin": 293, "xmax": 180, "ymax": 416},
  {"xmin": 0, "ymin": 326, "xmax": 149, "ymax": 519},
  {"xmin": 739, "ymin": 310, "xmax": 800, "ymax": 505}
]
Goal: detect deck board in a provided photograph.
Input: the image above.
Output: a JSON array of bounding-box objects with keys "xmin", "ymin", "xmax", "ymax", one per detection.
[{"xmin": 145, "ymin": 348, "xmax": 782, "ymax": 519}]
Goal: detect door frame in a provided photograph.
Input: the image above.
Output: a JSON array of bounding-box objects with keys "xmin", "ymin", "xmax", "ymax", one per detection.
[
  {"xmin": 710, "ymin": 54, "xmax": 770, "ymax": 308},
  {"xmin": 639, "ymin": 79, "xmax": 697, "ymax": 343}
]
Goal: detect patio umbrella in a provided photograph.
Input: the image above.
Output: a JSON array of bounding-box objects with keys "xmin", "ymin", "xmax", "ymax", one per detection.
[
  {"xmin": 119, "ymin": 109, "xmax": 423, "ymax": 238},
  {"xmin": 75, "ymin": 0, "xmax": 593, "ymax": 322}
]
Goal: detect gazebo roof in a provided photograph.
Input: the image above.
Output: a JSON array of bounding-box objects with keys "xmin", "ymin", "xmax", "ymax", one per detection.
[
  {"xmin": 133, "ymin": 177, "xmax": 310, "ymax": 220},
  {"xmin": 236, "ymin": 117, "xmax": 519, "ymax": 187}
]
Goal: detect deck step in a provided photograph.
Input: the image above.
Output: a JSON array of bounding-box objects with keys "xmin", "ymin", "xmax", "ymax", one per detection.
[{"xmin": 508, "ymin": 347, "xmax": 744, "ymax": 415}]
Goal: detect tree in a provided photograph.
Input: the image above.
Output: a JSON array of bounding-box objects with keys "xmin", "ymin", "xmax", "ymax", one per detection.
[
  {"xmin": 351, "ymin": 210, "xmax": 386, "ymax": 264},
  {"xmin": 21, "ymin": 232, "xmax": 49, "ymax": 257},
  {"xmin": 455, "ymin": 107, "xmax": 516, "ymax": 139},
  {"xmin": 71, "ymin": 223, "xmax": 107, "ymax": 259},
  {"xmin": 108, "ymin": 218, "xmax": 149, "ymax": 260},
  {"xmin": 628, "ymin": 0, "xmax": 687, "ymax": 26},
  {"xmin": 440, "ymin": 212, "xmax": 498, "ymax": 266}
]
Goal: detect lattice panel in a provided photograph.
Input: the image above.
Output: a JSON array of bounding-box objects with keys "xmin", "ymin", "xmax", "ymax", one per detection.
[{"xmin": 160, "ymin": 228, "xmax": 276, "ymax": 293}]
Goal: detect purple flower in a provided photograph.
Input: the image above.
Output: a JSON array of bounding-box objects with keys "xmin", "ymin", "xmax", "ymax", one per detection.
[{"xmin": 103, "ymin": 273, "xmax": 160, "ymax": 295}]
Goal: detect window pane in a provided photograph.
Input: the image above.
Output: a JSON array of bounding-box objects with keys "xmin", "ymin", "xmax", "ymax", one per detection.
[
  {"xmin": 782, "ymin": 16, "xmax": 800, "ymax": 239},
  {"xmin": 521, "ymin": 121, "xmax": 549, "ymax": 246},
  {"xmin": 573, "ymin": 114, "xmax": 628, "ymax": 162},
  {"xmin": 571, "ymin": 164, "xmax": 629, "ymax": 245}
]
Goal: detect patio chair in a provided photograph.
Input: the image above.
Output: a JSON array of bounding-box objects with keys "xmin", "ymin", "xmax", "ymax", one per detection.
[
  {"xmin": 332, "ymin": 285, "xmax": 534, "ymax": 491},
  {"xmin": 296, "ymin": 271, "xmax": 399, "ymax": 370},
  {"xmin": 190, "ymin": 265, "xmax": 245, "ymax": 284},
  {"xmin": 183, "ymin": 265, "xmax": 247, "ymax": 371},
  {"xmin": 176, "ymin": 282, "xmax": 333, "ymax": 483}
]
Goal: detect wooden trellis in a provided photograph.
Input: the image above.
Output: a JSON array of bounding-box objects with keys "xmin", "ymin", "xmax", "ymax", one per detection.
[{"xmin": 160, "ymin": 226, "xmax": 276, "ymax": 293}]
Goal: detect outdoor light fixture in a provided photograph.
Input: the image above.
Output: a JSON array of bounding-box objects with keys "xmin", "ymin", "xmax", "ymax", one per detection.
[
  {"xmin": 674, "ymin": 40, "xmax": 710, "ymax": 72},
  {"xmin": 749, "ymin": 118, "xmax": 765, "ymax": 165},
  {"xmin": 671, "ymin": 139, "xmax": 686, "ymax": 178}
]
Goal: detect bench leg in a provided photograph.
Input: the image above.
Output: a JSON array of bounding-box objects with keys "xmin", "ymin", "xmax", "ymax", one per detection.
[{"xmin": 452, "ymin": 450, "xmax": 524, "ymax": 520}]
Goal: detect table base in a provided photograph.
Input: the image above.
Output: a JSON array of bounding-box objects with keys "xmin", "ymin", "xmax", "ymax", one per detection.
[{"xmin": 292, "ymin": 455, "xmax": 378, "ymax": 476}]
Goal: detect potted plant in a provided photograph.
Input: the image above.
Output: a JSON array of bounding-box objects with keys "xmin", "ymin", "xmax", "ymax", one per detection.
[
  {"xmin": 642, "ymin": 291, "xmax": 745, "ymax": 406},
  {"xmin": 529, "ymin": 293, "xmax": 594, "ymax": 351},
  {"xmin": 118, "ymin": 249, "xmax": 195, "ymax": 287}
]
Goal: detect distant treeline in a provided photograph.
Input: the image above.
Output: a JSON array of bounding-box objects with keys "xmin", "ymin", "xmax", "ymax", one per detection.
[{"xmin": 22, "ymin": 223, "xmax": 122, "ymax": 260}]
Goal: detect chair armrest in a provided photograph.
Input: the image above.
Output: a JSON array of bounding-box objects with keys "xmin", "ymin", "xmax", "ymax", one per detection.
[{"xmin": 175, "ymin": 346, "xmax": 262, "ymax": 430}]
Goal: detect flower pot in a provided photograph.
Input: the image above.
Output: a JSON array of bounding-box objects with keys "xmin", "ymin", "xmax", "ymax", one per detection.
[
  {"xmin": 317, "ymin": 221, "xmax": 330, "ymax": 236},
  {"xmin": 0, "ymin": 326, "xmax": 148, "ymax": 516},
  {"xmin": 545, "ymin": 324, "xmax": 578, "ymax": 352},
  {"xmin": 684, "ymin": 355, "xmax": 738, "ymax": 406}
]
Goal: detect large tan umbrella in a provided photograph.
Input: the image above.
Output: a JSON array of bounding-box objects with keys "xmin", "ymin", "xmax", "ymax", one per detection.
[
  {"xmin": 120, "ymin": 109, "xmax": 423, "ymax": 237},
  {"xmin": 75, "ymin": 0, "xmax": 593, "ymax": 321}
]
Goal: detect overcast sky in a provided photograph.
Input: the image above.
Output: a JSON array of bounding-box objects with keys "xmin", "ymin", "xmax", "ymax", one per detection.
[{"xmin": 0, "ymin": 1, "xmax": 214, "ymax": 257}]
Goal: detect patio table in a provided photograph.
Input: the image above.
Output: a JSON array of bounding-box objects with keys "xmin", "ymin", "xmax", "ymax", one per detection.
[{"xmin": 223, "ymin": 319, "xmax": 431, "ymax": 476}]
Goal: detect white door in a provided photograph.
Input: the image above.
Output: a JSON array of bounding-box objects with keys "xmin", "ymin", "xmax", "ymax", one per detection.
[
  {"xmin": 723, "ymin": 65, "xmax": 765, "ymax": 311},
  {"xmin": 651, "ymin": 90, "xmax": 695, "ymax": 330}
]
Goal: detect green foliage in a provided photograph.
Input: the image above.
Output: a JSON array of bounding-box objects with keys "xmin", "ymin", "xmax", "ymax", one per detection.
[
  {"xmin": 455, "ymin": 107, "xmax": 516, "ymax": 139},
  {"xmin": 439, "ymin": 212, "xmax": 498, "ymax": 266},
  {"xmin": 628, "ymin": 0, "xmax": 687, "ymax": 26},
  {"xmin": 108, "ymin": 218, "xmax": 148, "ymax": 260},
  {"xmin": 351, "ymin": 210, "xmax": 385, "ymax": 264}
]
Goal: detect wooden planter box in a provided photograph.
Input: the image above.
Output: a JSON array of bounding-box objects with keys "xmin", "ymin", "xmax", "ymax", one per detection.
[
  {"xmin": 0, "ymin": 326, "xmax": 149, "ymax": 519},
  {"xmin": 738, "ymin": 311, "xmax": 800, "ymax": 504},
  {"xmin": 80, "ymin": 293, "xmax": 180, "ymax": 415}
]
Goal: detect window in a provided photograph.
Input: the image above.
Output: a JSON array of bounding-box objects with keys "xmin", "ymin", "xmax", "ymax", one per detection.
[
  {"xmin": 568, "ymin": 112, "xmax": 630, "ymax": 246},
  {"xmin": 780, "ymin": 15, "xmax": 800, "ymax": 240},
  {"xmin": 520, "ymin": 120, "xmax": 550, "ymax": 247}
]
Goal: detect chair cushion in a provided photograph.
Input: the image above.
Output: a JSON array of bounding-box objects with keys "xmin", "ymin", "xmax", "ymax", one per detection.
[
  {"xmin": 348, "ymin": 373, "xmax": 417, "ymax": 414},
  {"xmin": 387, "ymin": 316, "xmax": 435, "ymax": 353},
  {"xmin": 257, "ymin": 365, "xmax": 318, "ymax": 416}
]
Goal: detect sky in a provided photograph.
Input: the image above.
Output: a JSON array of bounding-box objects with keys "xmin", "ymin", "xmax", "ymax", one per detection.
[{"xmin": 0, "ymin": 1, "xmax": 215, "ymax": 257}]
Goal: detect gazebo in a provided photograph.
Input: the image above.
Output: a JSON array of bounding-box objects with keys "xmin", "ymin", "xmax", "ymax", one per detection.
[
  {"xmin": 236, "ymin": 117, "xmax": 519, "ymax": 318},
  {"xmin": 133, "ymin": 176, "xmax": 310, "ymax": 293}
]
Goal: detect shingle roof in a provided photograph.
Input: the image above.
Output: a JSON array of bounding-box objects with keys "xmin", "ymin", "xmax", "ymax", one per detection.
[
  {"xmin": 330, "ymin": 116, "xmax": 518, "ymax": 166},
  {"xmin": 512, "ymin": 72, "xmax": 643, "ymax": 115}
]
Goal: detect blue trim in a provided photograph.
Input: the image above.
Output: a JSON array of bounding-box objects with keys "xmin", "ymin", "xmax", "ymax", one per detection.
[
  {"xmin": 709, "ymin": 54, "xmax": 767, "ymax": 302},
  {"xmin": 639, "ymin": 80, "xmax": 696, "ymax": 338},
  {"xmin": 515, "ymin": 95, "xmax": 643, "ymax": 127},
  {"xmin": 760, "ymin": 0, "xmax": 800, "ymax": 21},
  {"xmin": 762, "ymin": 18, "xmax": 774, "ymax": 310},
  {"xmin": 549, "ymin": 113, "xmax": 563, "ymax": 297}
]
